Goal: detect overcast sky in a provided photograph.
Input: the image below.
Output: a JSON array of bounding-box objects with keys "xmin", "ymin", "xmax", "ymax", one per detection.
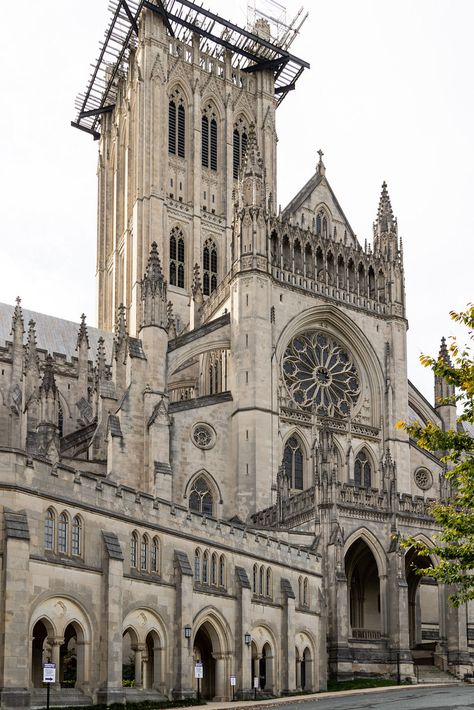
[{"xmin": 0, "ymin": 0, "xmax": 472, "ymax": 404}]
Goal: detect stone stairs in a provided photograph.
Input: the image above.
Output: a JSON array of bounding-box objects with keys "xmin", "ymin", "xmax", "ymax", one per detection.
[
  {"xmin": 30, "ymin": 688, "xmax": 92, "ymax": 708},
  {"xmin": 415, "ymin": 664, "xmax": 463, "ymax": 685}
]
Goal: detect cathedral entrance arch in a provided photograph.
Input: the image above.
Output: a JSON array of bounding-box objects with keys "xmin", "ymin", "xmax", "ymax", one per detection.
[
  {"xmin": 192, "ymin": 613, "xmax": 231, "ymax": 701},
  {"xmin": 345, "ymin": 538, "xmax": 382, "ymax": 637},
  {"xmin": 405, "ymin": 546, "xmax": 441, "ymax": 662},
  {"xmin": 250, "ymin": 627, "xmax": 276, "ymax": 694}
]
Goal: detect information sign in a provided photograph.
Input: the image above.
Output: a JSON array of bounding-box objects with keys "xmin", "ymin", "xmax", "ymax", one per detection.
[
  {"xmin": 195, "ymin": 661, "xmax": 203, "ymax": 679},
  {"xmin": 253, "ymin": 676, "xmax": 259, "ymax": 689},
  {"xmin": 43, "ymin": 663, "xmax": 56, "ymax": 684},
  {"xmin": 230, "ymin": 675, "xmax": 236, "ymax": 686}
]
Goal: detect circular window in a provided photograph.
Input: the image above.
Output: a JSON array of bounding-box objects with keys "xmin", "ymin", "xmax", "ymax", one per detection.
[
  {"xmin": 282, "ymin": 331, "xmax": 361, "ymax": 417},
  {"xmin": 191, "ymin": 423, "xmax": 216, "ymax": 450},
  {"xmin": 414, "ymin": 468, "xmax": 433, "ymax": 491}
]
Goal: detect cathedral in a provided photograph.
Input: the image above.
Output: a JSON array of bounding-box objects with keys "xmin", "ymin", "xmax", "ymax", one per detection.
[{"xmin": 0, "ymin": 1, "xmax": 472, "ymax": 708}]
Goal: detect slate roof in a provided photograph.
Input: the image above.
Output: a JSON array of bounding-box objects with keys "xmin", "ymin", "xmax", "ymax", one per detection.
[{"xmin": 0, "ymin": 302, "xmax": 113, "ymax": 363}]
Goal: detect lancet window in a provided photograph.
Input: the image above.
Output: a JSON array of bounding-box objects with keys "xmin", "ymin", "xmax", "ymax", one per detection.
[
  {"xmin": 44, "ymin": 508, "xmax": 83, "ymax": 558},
  {"xmin": 202, "ymin": 106, "xmax": 217, "ymax": 171},
  {"xmin": 130, "ymin": 531, "xmax": 161, "ymax": 574},
  {"xmin": 283, "ymin": 436, "xmax": 304, "ymax": 490},
  {"xmin": 170, "ymin": 227, "xmax": 185, "ymax": 288},
  {"xmin": 233, "ymin": 118, "xmax": 248, "ymax": 179},
  {"xmin": 203, "ymin": 239, "xmax": 218, "ymax": 295},
  {"xmin": 169, "ymin": 89, "xmax": 185, "ymax": 158}
]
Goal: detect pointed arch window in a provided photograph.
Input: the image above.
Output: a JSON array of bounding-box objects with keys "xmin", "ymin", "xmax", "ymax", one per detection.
[
  {"xmin": 202, "ymin": 551, "xmax": 209, "ymax": 584},
  {"xmin": 170, "ymin": 227, "xmax": 185, "ymax": 288},
  {"xmin": 141, "ymin": 536, "xmax": 149, "ymax": 571},
  {"xmin": 283, "ymin": 436, "xmax": 304, "ymax": 490},
  {"xmin": 151, "ymin": 537, "xmax": 160, "ymax": 574},
  {"xmin": 169, "ymin": 90, "xmax": 186, "ymax": 158},
  {"xmin": 194, "ymin": 549, "xmax": 201, "ymax": 582},
  {"xmin": 131, "ymin": 532, "xmax": 138, "ymax": 569},
  {"xmin": 253, "ymin": 564, "xmax": 258, "ymax": 593},
  {"xmin": 211, "ymin": 553, "xmax": 218, "ymax": 585},
  {"xmin": 72, "ymin": 516, "xmax": 82, "ymax": 556},
  {"xmin": 219, "ymin": 554, "xmax": 226, "ymax": 587},
  {"xmin": 233, "ymin": 119, "xmax": 248, "ymax": 179},
  {"xmin": 189, "ymin": 476, "xmax": 214, "ymax": 516},
  {"xmin": 203, "ymin": 239, "xmax": 218, "ymax": 295},
  {"xmin": 202, "ymin": 106, "xmax": 218, "ymax": 171},
  {"xmin": 45, "ymin": 509, "xmax": 55, "ymax": 551},
  {"xmin": 354, "ymin": 450, "xmax": 372, "ymax": 488},
  {"xmin": 266, "ymin": 567, "xmax": 272, "ymax": 597},
  {"xmin": 58, "ymin": 513, "xmax": 68, "ymax": 554}
]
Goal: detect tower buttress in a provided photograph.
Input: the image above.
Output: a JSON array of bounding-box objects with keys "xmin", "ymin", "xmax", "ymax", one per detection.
[
  {"xmin": 76, "ymin": 314, "xmax": 90, "ymax": 396},
  {"xmin": 37, "ymin": 355, "xmax": 60, "ymax": 460}
]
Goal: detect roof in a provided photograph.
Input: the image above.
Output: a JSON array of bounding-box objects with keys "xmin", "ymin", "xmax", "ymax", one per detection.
[
  {"xmin": 72, "ymin": 0, "xmax": 309, "ymax": 138},
  {"xmin": 0, "ymin": 302, "xmax": 113, "ymax": 363}
]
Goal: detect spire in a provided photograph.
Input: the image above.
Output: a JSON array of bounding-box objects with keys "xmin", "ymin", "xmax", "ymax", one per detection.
[
  {"xmin": 11, "ymin": 296, "xmax": 24, "ymax": 339},
  {"xmin": 316, "ymin": 148, "xmax": 326, "ymax": 176},
  {"xmin": 373, "ymin": 181, "xmax": 399, "ymax": 261},
  {"xmin": 438, "ymin": 336, "xmax": 451, "ymax": 365},
  {"xmin": 140, "ymin": 242, "xmax": 167, "ymax": 328},
  {"xmin": 76, "ymin": 314, "xmax": 90, "ymax": 350},
  {"xmin": 95, "ymin": 336, "xmax": 107, "ymax": 380}
]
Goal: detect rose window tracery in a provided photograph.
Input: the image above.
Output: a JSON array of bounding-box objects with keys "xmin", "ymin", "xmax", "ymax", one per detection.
[{"xmin": 282, "ymin": 332, "xmax": 360, "ymax": 417}]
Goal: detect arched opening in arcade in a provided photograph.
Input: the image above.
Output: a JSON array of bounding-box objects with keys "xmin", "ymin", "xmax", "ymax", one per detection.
[
  {"xmin": 345, "ymin": 538, "xmax": 381, "ymax": 637},
  {"xmin": 251, "ymin": 640, "xmax": 274, "ymax": 693},
  {"xmin": 296, "ymin": 646, "xmax": 313, "ymax": 691},
  {"xmin": 405, "ymin": 546, "xmax": 440, "ymax": 662},
  {"xmin": 193, "ymin": 619, "xmax": 229, "ymax": 701},
  {"xmin": 31, "ymin": 619, "xmax": 84, "ymax": 689}
]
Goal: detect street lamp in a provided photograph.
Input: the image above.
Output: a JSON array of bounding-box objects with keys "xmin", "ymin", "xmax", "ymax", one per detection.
[
  {"xmin": 244, "ymin": 632, "xmax": 251, "ymax": 646},
  {"xmin": 184, "ymin": 625, "xmax": 192, "ymax": 639}
]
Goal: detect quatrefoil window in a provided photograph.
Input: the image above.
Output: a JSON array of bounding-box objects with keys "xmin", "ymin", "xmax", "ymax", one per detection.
[{"xmin": 282, "ymin": 332, "xmax": 360, "ymax": 417}]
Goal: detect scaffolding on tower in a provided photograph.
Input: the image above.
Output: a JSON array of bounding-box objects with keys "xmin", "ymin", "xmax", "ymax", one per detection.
[{"xmin": 72, "ymin": 0, "xmax": 309, "ymax": 139}]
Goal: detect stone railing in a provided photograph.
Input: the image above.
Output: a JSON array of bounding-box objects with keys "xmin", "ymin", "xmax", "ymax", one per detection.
[
  {"xmin": 338, "ymin": 484, "xmax": 388, "ymax": 510},
  {"xmin": 251, "ymin": 487, "xmax": 315, "ymax": 528},
  {"xmin": 351, "ymin": 628, "xmax": 383, "ymax": 640},
  {"xmin": 169, "ymin": 385, "xmax": 196, "ymax": 403},
  {"xmin": 397, "ymin": 494, "xmax": 435, "ymax": 517}
]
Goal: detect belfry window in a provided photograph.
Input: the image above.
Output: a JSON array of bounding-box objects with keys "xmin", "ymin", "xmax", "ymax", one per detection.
[
  {"xmin": 169, "ymin": 90, "xmax": 185, "ymax": 158},
  {"xmin": 233, "ymin": 120, "xmax": 248, "ymax": 179},
  {"xmin": 354, "ymin": 450, "xmax": 372, "ymax": 488},
  {"xmin": 202, "ymin": 107, "xmax": 218, "ymax": 170},
  {"xmin": 189, "ymin": 476, "xmax": 214, "ymax": 516},
  {"xmin": 283, "ymin": 436, "xmax": 304, "ymax": 490},
  {"xmin": 170, "ymin": 227, "xmax": 185, "ymax": 288},
  {"xmin": 203, "ymin": 239, "xmax": 218, "ymax": 295}
]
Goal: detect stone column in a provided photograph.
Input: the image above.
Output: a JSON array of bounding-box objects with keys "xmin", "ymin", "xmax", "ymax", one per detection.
[
  {"xmin": 152, "ymin": 642, "xmax": 162, "ymax": 691},
  {"xmin": 387, "ymin": 546, "xmax": 413, "ymax": 681},
  {"xmin": 212, "ymin": 653, "xmax": 227, "ymax": 701},
  {"xmin": 445, "ymin": 588, "xmax": 471, "ymax": 677},
  {"xmin": 295, "ymin": 656, "xmax": 301, "ymax": 690},
  {"xmin": 50, "ymin": 638, "xmax": 63, "ymax": 690},
  {"xmin": 132, "ymin": 645, "xmax": 145, "ymax": 689},
  {"xmin": 172, "ymin": 551, "xmax": 194, "ymax": 700},
  {"xmin": 234, "ymin": 566, "xmax": 252, "ymax": 698},
  {"xmin": 97, "ymin": 532, "xmax": 125, "ymax": 705},
  {"xmin": 75, "ymin": 640, "xmax": 90, "ymax": 690},
  {"xmin": 0, "ymin": 510, "xmax": 32, "ymax": 710},
  {"xmin": 280, "ymin": 578, "xmax": 296, "ymax": 694}
]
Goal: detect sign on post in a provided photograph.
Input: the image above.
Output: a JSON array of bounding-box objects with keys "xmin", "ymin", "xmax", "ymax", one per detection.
[
  {"xmin": 194, "ymin": 661, "xmax": 204, "ymax": 679},
  {"xmin": 43, "ymin": 663, "xmax": 56, "ymax": 684},
  {"xmin": 253, "ymin": 676, "xmax": 259, "ymax": 689},
  {"xmin": 230, "ymin": 675, "xmax": 237, "ymax": 686}
]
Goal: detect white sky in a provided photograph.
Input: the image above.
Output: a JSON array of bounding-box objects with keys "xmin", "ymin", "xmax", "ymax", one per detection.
[{"xmin": 0, "ymin": 0, "xmax": 472, "ymax": 405}]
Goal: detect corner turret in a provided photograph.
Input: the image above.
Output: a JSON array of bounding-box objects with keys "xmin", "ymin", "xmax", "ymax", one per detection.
[{"xmin": 435, "ymin": 336, "xmax": 457, "ymax": 431}]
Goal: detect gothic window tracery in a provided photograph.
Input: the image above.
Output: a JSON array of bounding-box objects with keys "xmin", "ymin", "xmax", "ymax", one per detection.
[
  {"xmin": 283, "ymin": 436, "xmax": 304, "ymax": 490},
  {"xmin": 189, "ymin": 476, "xmax": 214, "ymax": 516},
  {"xmin": 170, "ymin": 227, "xmax": 185, "ymax": 288},
  {"xmin": 282, "ymin": 332, "xmax": 360, "ymax": 417},
  {"xmin": 354, "ymin": 449, "xmax": 372, "ymax": 488},
  {"xmin": 203, "ymin": 239, "xmax": 218, "ymax": 295},
  {"xmin": 45, "ymin": 508, "xmax": 83, "ymax": 558}
]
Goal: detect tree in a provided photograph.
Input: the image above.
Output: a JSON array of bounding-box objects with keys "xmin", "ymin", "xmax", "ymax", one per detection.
[{"xmin": 397, "ymin": 304, "xmax": 474, "ymax": 606}]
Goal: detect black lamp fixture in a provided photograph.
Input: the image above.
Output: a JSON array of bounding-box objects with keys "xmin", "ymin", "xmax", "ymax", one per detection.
[
  {"xmin": 244, "ymin": 632, "xmax": 251, "ymax": 646},
  {"xmin": 184, "ymin": 624, "xmax": 192, "ymax": 639}
]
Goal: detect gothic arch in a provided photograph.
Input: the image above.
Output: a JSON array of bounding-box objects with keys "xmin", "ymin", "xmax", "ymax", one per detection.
[
  {"xmin": 168, "ymin": 337, "xmax": 231, "ymax": 377},
  {"xmin": 192, "ymin": 606, "xmax": 233, "ymax": 653},
  {"xmin": 406, "ymin": 534, "xmax": 440, "ymax": 567},
  {"xmin": 281, "ymin": 427, "xmax": 311, "ymax": 460},
  {"xmin": 184, "ymin": 469, "xmax": 223, "ymax": 506},
  {"xmin": 29, "ymin": 594, "xmax": 94, "ymax": 643},
  {"xmin": 122, "ymin": 608, "xmax": 168, "ymax": 648},
  {"xmin": 352, "ymin": 444, "xmax": 377, "ymax": 487},
  {"xmin": 167, "ymin": 80, "xmax": 192, "ymax": 107},
  {"xmin": 343, "ymin": 527, "xmax": 387, "ymax": 577},
  {"xmin": 249, "ymin": 621, "xmax": 279, "ymax": 656},
  {"xmin": 275, "ymin": 304, "xmax": 384, "ymax": 425},
  {"xmin": 201, "ymin": 95, "xmax": 224, "ymax": 122}
]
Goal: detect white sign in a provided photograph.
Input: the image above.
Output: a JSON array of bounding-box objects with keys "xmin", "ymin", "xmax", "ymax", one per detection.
[
  {"xmin": 253, "ymin": 676, "xmax": 259, "ymax": 689},
  {"xmin": 230, "ymin": 675, "xmax": 237, "ymax": 687},
  {"xmin": 43, "ymin": 663, "xmax": 56, "ymax": 684},
  {"xmin": 195, "ymin": 661, "xmax": 203, "ymax": 679}
]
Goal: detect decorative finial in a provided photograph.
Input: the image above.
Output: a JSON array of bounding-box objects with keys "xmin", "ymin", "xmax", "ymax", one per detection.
[
  {"xmin": 40, "ymin": 354, "xmax": 58, "ymax": 396},
  {"xmin": 76, "ymin": 313, "xmax": 90, "ymax": 350},
  {"xmin": 11, "ymin": 296, "xmax": 24, "ymax": 337},
  {"xmin": 115, "ymin": 304, "xmax": 127, "ymax": 344},
  {"xmin": 316, "ymin": 149, "xmax": 326, "ymax": 176},
  {"xmin": 439, "ymin": 336, "xmax": 451, "ymax": 365}
]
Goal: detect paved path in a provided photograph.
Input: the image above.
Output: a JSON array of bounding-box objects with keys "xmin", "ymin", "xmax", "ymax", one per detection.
[{"xmin": 201, "ymin": 684, "xmax": 474, "ymax": 710}]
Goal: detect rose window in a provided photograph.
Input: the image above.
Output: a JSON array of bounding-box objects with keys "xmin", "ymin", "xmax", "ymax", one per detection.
[
  {"xmin": 191, "ymin": 423, "xmax": 216, "ymax": 450},
  {"xmin": 282, "ymin": 332, "xmax": 360, "ymax": 417},
  {"xmin": 414, "ymin": 468, "xmax": 433, "ymax": 491}
]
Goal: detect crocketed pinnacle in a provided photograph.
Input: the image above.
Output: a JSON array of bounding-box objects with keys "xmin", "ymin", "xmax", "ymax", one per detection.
[
  {"xmin": 376, "ymin": 181, "xmax": 395, "ymax": 233},
  {"xmin": 76, "ymin": 313, "xmax": 90, "ymax": 350},
  {"xmin": 242, "ymin": 123, "xmax": 263, "ymax": 176},
  {"xmin": 143, "ymin": 242, "xmax": 164, "ymax": 293},
  {"xmin": 438, "ymin": 336, "xmax": 451, "ymax": 365},
  {"xmin": 192, "ymin": 263, "xmax": 202, "ymax": 299},
  {"xmin": 25, "ymin": 319, "xmax": 39, "ymax": 369},
  {"xmin": 11, "ymin": 296, "xmax": 24, "ymax": 336},
  {"xmin": 115, "ymin": 303, "xmax": 127, "ymax": 345},
  {"xmin": 95, "ymin": 336, "xmax": 107, "ymax": 380},
  {"xmin": 39, "ymin": 355, "xmax": 57, "ymax": 396}
]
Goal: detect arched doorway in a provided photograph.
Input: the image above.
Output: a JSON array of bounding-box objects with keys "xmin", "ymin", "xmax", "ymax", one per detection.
[
  {"xmin": 122, "ymin": 628, "xmax": 138, "ymax": 687},
  {"xmin": 345, "ymin": 539, "xmax": 381, "ymax": 636},
  {"xmin": 32, "ymin": 620, "xmax": 52, "ymax": 687},
  {"xmin": 193, "ymin": 625, "xmax": 215, "ymax": 699},
  {"xmin": 60, "ymin": 624, "xmax": 78, "ymax": 687},
  {"xmin": 406, "ymin": 547, "xmax": 440, "ymax": 664},
  {"xmin": 143, "ymin": 630, "xmax": 163, "ymax": 691},
  {"xmin": 301, "ymin": 647, "xmax": 312, "ymax": 690}
]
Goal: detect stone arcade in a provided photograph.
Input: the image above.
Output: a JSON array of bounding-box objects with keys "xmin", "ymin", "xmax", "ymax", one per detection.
[{"xmin": 0, "ymin": 1, "xmax": 472, "ymax": 707}]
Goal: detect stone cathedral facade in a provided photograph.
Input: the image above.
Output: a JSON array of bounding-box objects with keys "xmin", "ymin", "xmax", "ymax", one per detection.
[{"xmin": 0, "ymin": 1, "xmax": 472, "ymax": 708}]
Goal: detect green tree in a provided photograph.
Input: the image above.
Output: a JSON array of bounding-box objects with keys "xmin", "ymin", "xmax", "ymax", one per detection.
[{"xmin": 398, "ymin": 304, "xmax": 474, "ymax": 606}]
